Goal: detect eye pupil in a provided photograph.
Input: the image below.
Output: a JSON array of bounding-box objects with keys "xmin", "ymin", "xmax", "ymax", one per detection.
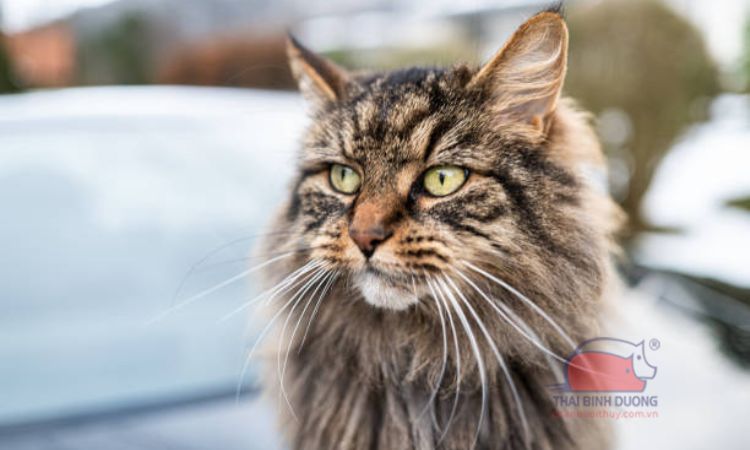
[
  {"xmin": 423, "ymin": 165, "xmax": 467, "ymax": 197},
  {"xmin": 330, "ymin": 164, "xmax": 361, "ymax": 194}
]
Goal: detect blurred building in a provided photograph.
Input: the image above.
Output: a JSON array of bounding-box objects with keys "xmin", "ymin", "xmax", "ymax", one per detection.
[
  {"xmin": 5, "ymin": 22, "xmax": 75, "ymax": 87},
  {"xmin": 0, "ymin": 6, "xmax": 20, "ymax": 93},
  {"xmin": 3, "ymin": 0, "xmax": 284, "ymax": 87},
  {"xmin": 157, "ymin": 33, "xmax": 294, "ymax": 90}
]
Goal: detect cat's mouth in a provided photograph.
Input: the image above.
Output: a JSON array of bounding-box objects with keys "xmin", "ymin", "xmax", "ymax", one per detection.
[
  {"xmin": 354, "ymin": 269, "xmax": 420, "ymax": 311},
  {"xmin": 363, "ymin": 265, "xmax": 410, "ymax": 283}
]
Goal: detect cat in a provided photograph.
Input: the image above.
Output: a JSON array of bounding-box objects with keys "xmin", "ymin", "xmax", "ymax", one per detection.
[{"xmin": 257, "ymin": 7, "xmax": 621, "ymax": 450}]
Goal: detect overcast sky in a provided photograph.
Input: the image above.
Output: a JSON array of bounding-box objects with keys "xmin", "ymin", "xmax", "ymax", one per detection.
[
  {"xmin": 0, "ymin": 0, "xmax": 114, "ymax": 31},
  {"xmin": 1, "ymin": 0, "xmax": 749, "ymax": 67}
]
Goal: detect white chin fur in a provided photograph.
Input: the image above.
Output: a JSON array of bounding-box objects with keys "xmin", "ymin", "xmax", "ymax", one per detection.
[{"xmin": 355, "ymin": 272, "xmax": 418, "ymax": 311}]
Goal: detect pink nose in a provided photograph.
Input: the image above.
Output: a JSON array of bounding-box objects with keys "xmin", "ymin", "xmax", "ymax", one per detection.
[
  {"xmin": 348, "ymin": 200, "xmax": 395, "ymax": 258},
  {"xmin": 349, "ymin": 225, "xmax": 391, "ymax": 257}
]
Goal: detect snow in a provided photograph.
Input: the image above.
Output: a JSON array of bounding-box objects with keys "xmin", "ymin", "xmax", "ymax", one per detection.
[{"xmin": 636, "ymin": 95, "xmax": 750, "ymax": 287}]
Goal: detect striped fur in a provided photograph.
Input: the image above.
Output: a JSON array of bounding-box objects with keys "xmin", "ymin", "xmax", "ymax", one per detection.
[{"xmin": 259, "ymin": 10, "xmax": 620, "ymax": 450}]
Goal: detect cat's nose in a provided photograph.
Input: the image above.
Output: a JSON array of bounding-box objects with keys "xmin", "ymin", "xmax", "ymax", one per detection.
[
  {"xmin": 349, "ymin": 200, "xmax": 395, "ymax": 258},
  {"xmin": 349, "ymin": 225, "xmax": 392, "ymax": 258}
]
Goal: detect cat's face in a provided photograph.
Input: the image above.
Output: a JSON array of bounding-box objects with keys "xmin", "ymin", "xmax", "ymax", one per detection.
[
  {"xmin": 277, "ymin": 12, "xmax": 615, "ymax": 347},
  {"xmin": 292, "ymin": 66, "xmax": 504, "ymax": 310}
]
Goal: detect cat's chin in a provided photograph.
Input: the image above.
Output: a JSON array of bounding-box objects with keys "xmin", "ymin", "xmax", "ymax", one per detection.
[{"xmin": 355, "ymin": 272, "xmax": 419, "ymax": 311}]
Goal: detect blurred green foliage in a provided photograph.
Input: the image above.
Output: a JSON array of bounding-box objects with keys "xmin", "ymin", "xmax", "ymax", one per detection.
[
  {"xmin": 566, "ymin": 0, "xmax": 719, "ymax": 236},
  {"xmin": 76, "ymin": 12, "xmax": 153, "ymax": 85},
  {"xmin": 0, "ymin": 33, "xmax": 20, "ymax": 93},
  {"xmin": 726, "ymin": 195, "xmax": 750, "ymax": 212},
  {"xmin": 326, "ymin": 44, "xmax": 471, "ymax": 72},
  {"xmin": 743, "ymin": 14, "xmax": 750, "ymax": 91}
]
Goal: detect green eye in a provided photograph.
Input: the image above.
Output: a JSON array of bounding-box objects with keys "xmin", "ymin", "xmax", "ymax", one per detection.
[
  {"xmin": 329, "ymin": 164, "xmax": 361, "ymax": 194},
  {"xmin": 423, "ymin": 165, "xmax": 467, "ymax": 197}
]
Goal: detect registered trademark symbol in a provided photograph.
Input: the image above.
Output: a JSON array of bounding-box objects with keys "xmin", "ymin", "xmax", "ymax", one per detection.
[{"xmin": 649, "ymin": 338, "xmax": 661, "ymax": 351}]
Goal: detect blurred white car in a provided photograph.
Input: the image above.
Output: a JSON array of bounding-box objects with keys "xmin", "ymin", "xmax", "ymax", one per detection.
[{"xmin": 0, "ymin": 86, "xmax": 305, "ymax": 434}]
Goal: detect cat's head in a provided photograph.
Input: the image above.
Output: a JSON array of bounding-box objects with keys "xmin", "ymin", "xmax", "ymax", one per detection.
[{"xmin": 273, "ymin": 11, "xmax": 619, "ymax": 352}]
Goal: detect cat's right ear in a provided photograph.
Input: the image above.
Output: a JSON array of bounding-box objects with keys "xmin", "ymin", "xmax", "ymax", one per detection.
[
  {"xmin": 287, "ymin": 36, "xmax": 350, "ymax": 108},
  {"xmin": 468, "ymin": 11, "xmax": 568, "ymax": 137}
]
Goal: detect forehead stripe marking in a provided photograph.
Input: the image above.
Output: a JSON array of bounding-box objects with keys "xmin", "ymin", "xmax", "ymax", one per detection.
[{"xmin": 421, "ymin": 119, "xmax": 454, "ymax": 162}]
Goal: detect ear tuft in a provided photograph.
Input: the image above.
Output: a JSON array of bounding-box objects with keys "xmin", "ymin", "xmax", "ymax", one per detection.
[
  {"xmin": 470, "ymin": 11, "xmax": 568, "ymax": 136},
  {"xmin": 286, "ymin": 35, "xmax": 349, "ymax": 107},
  {"xmin": 543, "ymin": 1, "xmax": 565, "ymax": 17}
]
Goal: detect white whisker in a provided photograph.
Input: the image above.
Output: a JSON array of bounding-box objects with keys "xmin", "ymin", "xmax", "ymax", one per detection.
[
  {"xmin": 437, "ymin": 275, "xmax": 487, "ymax": 450},
  {"xmin": 443, "ymin": 275, "xmax": 531, "ymax": 449},
  {"xmin": 275, "ymin": 267, "xmax": 329, "ymax": 420},
  {"xmin": 298, "ymin": 270, "xmax": 339, "ymax": 353},
  {"xmin": 425, "ymin": 274, "xmax": 462, "ymax": 442},
  {"xmin": 453, "ymin": 268, "xmax": 565, "ymax": 383},
  {"xmin": 464, "ymin": 262, "xmax": 576, "ymax": 350},
  {"xmin": 279, "ymin": 269, "xmax": 333, "ymax": 412},
  {"xmin": 235, "ymin": 261, "xmax": 323, "ymax": 402},
  {"xmin": 220, "ymin": 259, "xmax": 322, "ymax": 323},
  {"xmin": 146, "ymin": 251, "xmax": 296, "ymax": 325},
  {"xmin": 419, "ymin": 273, "xmax": 449, "ymax": 421},
  {"xmin": 236, "ymin": 260, "xmax": 323, "ymax": 345}
]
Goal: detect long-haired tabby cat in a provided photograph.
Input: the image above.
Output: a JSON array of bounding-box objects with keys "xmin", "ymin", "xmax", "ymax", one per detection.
[{"xmin": 257, "ymin": 7, "xmax": 621, "ymax": 450}]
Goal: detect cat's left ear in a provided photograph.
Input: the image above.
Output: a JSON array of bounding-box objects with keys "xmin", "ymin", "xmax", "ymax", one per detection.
[
  {"xmin": 469, "ymin": 11, "xmax": 568, "ymax": 136},
  {"xmin": 287, "ymin": 35, "xmax": 350, "ymax": 107}
]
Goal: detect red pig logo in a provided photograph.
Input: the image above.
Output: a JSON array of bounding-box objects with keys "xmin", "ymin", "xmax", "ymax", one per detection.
[{"xmin": 564, "ymin": 338, "xmax": 657, "ymax": 392}]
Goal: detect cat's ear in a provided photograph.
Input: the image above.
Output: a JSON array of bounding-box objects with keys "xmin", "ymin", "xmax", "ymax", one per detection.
[
  {"xmin": 469, "ymin": 11, "xmax": 568, "ymax": 135},
  {"xmin": 287, "ymin": 35, "xmax": 350, "ymax": 107}
]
